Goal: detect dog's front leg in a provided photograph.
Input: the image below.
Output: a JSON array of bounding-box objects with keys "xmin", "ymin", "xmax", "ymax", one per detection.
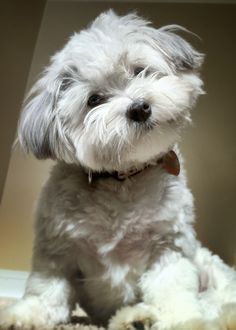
[
  {"xmin": 0, "ymin": 269, "xmax": 77, "ymax": 328},
  {"xmin": 109, "ymin": 251, "xmax": 212, "ymax": 330},
  {"xmin": 139, "ymin": 250, "xmax": 215, "ymax": 330}
]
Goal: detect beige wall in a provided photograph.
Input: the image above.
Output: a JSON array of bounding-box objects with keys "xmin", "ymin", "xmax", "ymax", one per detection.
[
  {"xmin": 0, "ymin": 2, "xmax": 235, "ymax": 271},
  {"xmin": 0, "ymin": 0, "xmax": 46, "ymax": 202}
]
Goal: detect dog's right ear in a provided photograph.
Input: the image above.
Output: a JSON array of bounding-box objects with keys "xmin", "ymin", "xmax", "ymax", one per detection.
[{"xmin": 18, "ymin": 66, "xmax": 76, "ymax": 160}]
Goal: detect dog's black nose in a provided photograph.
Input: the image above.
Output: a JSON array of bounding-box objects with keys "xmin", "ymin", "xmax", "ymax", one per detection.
[{"xmin": 127, "ymin": 101, "xmax": 151, "ymax": 122}]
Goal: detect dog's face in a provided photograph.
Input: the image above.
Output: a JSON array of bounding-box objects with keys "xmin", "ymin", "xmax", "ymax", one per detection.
[{"xmin": 18, "ymin": 10, "xmax": 204, "ymax": 171}]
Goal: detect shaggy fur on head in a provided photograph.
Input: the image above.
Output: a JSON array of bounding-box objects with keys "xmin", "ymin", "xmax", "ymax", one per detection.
[
  {"xmin": 1, "ymin": 10, "xmax": 236, "ymax": 330},
  {"xmin": 18, "ymin": 10, "xmax": 203, "ymax": 170}
]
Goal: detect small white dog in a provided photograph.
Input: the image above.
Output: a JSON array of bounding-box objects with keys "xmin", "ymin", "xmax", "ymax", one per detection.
[{"xmin": 1, "ymin": 10, "xmax": 236, "ymax": 330}]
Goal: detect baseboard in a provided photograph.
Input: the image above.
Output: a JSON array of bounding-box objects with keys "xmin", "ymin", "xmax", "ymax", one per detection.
[{"xmin": 0, "ymin": 269, "xmax": 29, "ymax": 298}]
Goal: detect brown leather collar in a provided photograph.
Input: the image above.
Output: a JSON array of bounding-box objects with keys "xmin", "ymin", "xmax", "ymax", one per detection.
[{"xmin": 87, "ymin": 150, "xmax": 180, "ymax": 183}]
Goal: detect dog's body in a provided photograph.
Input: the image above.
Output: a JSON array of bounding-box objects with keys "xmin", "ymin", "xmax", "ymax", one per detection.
[
  {"xmin": 32, "ymin": 151, "xmax": 195, "ymax": 325},
  {"xmin": 1, "ymin": 10, "xmax": 236, "ymax": 330}
]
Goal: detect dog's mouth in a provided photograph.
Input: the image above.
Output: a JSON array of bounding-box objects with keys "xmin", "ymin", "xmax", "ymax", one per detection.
[
  {"xmin": 133, "ymin": 120, "xmax": 157, "ymax": 131},
  {"xmin": 131, "ymin": 116, "xmax": 181, "ymax": 133}
]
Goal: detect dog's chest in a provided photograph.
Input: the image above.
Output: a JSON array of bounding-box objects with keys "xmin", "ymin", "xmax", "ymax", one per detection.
[
  {"xmin": 70, "ymin": 182, "xmax": 166, "ymax": 259},
  {"xmin": 49, "ymin": 169, "xmax": 174, "ymax": 270},
  {"xmin": 71, "ymin": 183, "xmax": 174, "ymax": 322}
]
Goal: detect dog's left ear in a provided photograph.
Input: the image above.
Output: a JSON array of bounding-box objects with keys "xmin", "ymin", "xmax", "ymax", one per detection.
[{"xmin": 155, "ymin": 25, "xmax": 204, "ymax": 72}]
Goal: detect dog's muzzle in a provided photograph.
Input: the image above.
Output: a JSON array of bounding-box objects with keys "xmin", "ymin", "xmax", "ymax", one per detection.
[{"xmin": 126, "ymin": 100, "xmax": 151, "ymax": 122}]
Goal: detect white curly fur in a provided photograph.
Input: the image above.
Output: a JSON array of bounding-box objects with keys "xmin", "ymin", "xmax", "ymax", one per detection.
[{"xmin": 1, "ymin": 10, "xmax": 236, "ymax": 330}]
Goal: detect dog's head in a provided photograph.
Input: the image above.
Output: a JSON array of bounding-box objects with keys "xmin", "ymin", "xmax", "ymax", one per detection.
[{"xmin": 18, "ymin": 10, "xmax": 204, "ymax": 171}]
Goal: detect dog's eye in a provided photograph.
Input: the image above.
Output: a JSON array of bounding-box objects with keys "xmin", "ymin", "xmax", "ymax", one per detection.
[
  {"xmin": 87, "ymin": 94, "xmax": 105, "ymax": 108},
  {"xmin": 134, "ymin": 67, "xmax": 145, "ymax": 76}
]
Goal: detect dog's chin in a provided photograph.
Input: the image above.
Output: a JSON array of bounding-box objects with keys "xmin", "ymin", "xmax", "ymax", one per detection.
[{"xmin": 76, "ymin": 124, "xmax": 180, "ymax": 173}]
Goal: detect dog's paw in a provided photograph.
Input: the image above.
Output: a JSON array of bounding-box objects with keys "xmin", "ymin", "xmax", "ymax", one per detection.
[
  {"xmin": 0, "ymin": 306, "xmax": 44, "ymax": 329},
  {"xmin": 219, "ymin": 303, "xmax": 236, "ymax": 330},
  {"xmin": 0, "ymin": 299, "xmax": 52, "ymax": 329},
  {"xmin": 108, "ymin": 303, "xmax": 158, "ymax": 330}
]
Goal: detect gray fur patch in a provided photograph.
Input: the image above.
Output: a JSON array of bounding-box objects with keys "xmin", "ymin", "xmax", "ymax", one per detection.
[
  {"xmin": 158, "ymin": 25, "xmax": 204, "ymax": 71},
  {"xmin": 18, "ymin": 66, "xmax": 78, "ymax": 160}
]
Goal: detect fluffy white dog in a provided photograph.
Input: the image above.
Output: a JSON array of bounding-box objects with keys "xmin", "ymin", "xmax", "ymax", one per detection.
[{"xmin": 1, "ymin": 10, "xmax": 236, "ymax": 330}]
